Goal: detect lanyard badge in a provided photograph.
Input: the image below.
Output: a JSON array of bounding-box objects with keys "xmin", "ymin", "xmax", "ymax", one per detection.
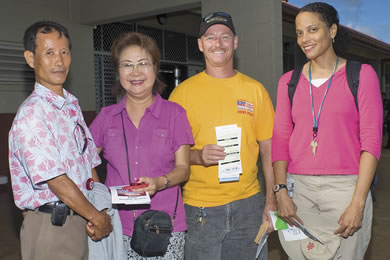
[{"xmin": 308, "ymin": 56, "xmax": 339, "ymax": 156}]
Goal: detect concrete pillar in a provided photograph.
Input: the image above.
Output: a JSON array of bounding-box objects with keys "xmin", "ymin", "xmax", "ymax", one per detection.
[{"xmin": 201, "ymin": 0, "xmax": 283, "ymax": 103}]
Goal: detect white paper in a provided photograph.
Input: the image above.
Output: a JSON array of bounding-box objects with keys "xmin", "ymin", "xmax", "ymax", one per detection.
[
  {"xmin": 282, "ymin": 226, "xmax": 308, "ymax": 241},
  {"xmin": 269, "ymin": 211, "xmax": 308, "ymax": 241},
  {"xmin": 256, "ymin": 233, "xmax": 269, "ymax": 258},
  {"xmin": 238, "ymin": 127, "xmax": 242, "ymax": 175},
  {"xmin": 291, "ymin": 217, "xmax": 324, "ymax": 244},
  {"xmin": 215, "ymin": 124, "xmax": 242, "ymax": 182},
  {"xmin": 110, "ymin": 185, "xmax": 151, "ymax": 205}
]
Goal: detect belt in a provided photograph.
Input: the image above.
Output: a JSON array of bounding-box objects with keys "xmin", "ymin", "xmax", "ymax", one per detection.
[{"xmin": 38, "ymin": 201, "xmax": 78, "ymax": 216}]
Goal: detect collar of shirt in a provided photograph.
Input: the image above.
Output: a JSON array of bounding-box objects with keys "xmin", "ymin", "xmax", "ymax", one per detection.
[
  {"xmin": 112, "ymin": 94, "xmax": 163, "ymax": 119},
  {"xmin": 34, "ymin": 82, "xmax": 79, "ymax": 110}
]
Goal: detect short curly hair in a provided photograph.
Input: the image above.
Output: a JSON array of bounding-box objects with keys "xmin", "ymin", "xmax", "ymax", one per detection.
[{"xmin": 298, "ymin": 2, "xmax": 339, "ymax": 28}]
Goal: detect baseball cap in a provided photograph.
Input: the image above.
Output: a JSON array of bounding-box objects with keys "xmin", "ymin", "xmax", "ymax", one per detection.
[
  {"xmin": 199, "ymin": 12, "xmax": 236, "ymax": 37},
  {"xmin": 278, "ymin": 212, "xmax": 341, "ymax": 260}
]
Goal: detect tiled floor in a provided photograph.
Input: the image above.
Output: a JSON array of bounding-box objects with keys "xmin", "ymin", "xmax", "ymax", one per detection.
[{"xmin": 1, "ymin": 149, "xmax": 389, "ymax": 260}]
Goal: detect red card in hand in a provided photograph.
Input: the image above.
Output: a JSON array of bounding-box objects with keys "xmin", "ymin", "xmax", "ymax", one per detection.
[{"xmin": 122, "ymin": 182, "xmax": 149, "ymax": 191}]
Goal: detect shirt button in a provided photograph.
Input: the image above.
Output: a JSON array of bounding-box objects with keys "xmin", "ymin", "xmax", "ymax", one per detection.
[
  {"xmin": 135, "ymin": 146, "xmax": 138, "ymax": 149},
  {"xmin": 135, "ymin": 162, "xmax": 138, "ymax": 165}
]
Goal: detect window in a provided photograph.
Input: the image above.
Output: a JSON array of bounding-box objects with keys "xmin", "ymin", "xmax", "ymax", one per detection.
[{"xmin": 0, "ymin": 41, "xmax": 34, "ymax": 85}]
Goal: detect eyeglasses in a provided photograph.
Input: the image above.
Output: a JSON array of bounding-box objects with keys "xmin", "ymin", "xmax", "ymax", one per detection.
[
  {"xmin": 203, "ymin": 12, "xmax": 231, "ymax": 23},
  {"xmin": 119, "ymin": 61, "xmax": 152, "ymax": 73},
  {"xmin": 73, "ymin": 121, "xmax": 88, "ymax": 155}
]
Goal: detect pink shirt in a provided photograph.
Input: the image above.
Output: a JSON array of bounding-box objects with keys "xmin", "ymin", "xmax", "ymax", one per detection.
[
  {"xmin": 9, "ymin": 83, "xmax": 101, "ymax": 210},
  {"xmin": 272, "ymin": 64, "xmax": 382, "ymax": 175},
  {"xmin": 90, "ymin": 94, "xmax": 194, "ymax": 236}
]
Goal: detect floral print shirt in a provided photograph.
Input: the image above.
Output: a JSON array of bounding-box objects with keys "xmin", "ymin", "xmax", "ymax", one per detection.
[{"xmin": 9, "ymin": 83, "xmax": 101, "ymax": 210}]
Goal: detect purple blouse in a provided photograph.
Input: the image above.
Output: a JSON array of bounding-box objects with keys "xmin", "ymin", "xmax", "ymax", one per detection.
[{"xmin": 90, "ymin": 94, "xmax": 194, "ymax": 236}]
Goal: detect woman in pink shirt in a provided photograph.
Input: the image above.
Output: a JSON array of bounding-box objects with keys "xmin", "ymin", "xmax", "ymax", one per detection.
[
  {"xmin": 90, "ymin": 32, "xmax": 194, "ymax": 259},
  {"xmin": 272, "ymin": 2, "xmax": 382, "ymax": 259}
]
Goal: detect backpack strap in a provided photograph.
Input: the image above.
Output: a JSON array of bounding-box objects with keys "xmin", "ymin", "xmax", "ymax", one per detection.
[
  {"xmin": 346, "ymin": 60, "xmax": 362, "ymax": 112},
  {"xmin": 287, "ymin": 64, "xmax": 304, "ymax": 107}
]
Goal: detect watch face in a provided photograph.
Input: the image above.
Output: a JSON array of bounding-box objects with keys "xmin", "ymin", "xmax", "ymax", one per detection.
[{"xmin": 274, "ymin": 184, "xmax": 287, "ymax": 193}]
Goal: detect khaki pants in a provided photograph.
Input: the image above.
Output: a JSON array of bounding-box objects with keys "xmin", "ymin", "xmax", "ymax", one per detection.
[
  {"xmin": 291, "ymin": 174, "xmax": 372, "ymax": 260},
  {"xmin": 21, "ymin": 210, "xmax": 88, "ymax": 260}
]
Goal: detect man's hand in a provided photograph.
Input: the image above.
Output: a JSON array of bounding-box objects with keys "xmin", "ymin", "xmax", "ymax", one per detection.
[
  {"xmin": 263, "ymin": 200, "xmax": 277, "ymax": 233},
  {"xmin": 87, "ymin": 210, "xmax": 113, "ymax": 241},
  {"xmin": 258, "ymin": 138, "xmax": 276, "ymax": 233},
  {"xmin": 200, "ymin": 144, "xmax": 226, "ymax": 166},
  {"xmin": 48, "ymin": 174, "xmax": 113, "ymax": 240},
  {"xmin": 334, "ymin": 202, "xmax": 364, "ymax": 238},
  {"xmin": 275, "ymin": 190, "xmax": 303, "ymax": 227}
]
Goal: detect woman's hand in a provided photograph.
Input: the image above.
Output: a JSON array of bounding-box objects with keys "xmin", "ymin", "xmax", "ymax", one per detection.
[
  {"xmin": 272, "ymin": 161, "xmax": 303, "ymax": 227},
  {"xmin": 132, "ymin": 176, "xmax": 165, "ymax": 196},
  {"xmin": 132, "ymin": 145, "xmax": 191, "ymax": 196},
  {"xmin": 334, "ymin": 202, "xmax": 364, "ymax": 238},
  {"xmin": 334, "ymin": 152, "xmax": 377, "ymax": 238},
  {"xmin": 275, "ymin": 190, "xmax": 303, "ymax": 227}
]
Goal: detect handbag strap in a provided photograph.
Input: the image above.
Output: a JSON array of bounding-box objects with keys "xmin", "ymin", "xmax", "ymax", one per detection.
[
  {"xmin": 172, "ymin": 187, "xmax": 179, "ymax": 225},
  {"xmin": 120, "ymin": 110, "xmax": 180, "ymax": 226},
  {"xmin": 120, "ymin": 112, "xmax": 132, "ymax": 183}
]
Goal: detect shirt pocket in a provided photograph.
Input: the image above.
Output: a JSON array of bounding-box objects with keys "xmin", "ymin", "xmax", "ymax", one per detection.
[
  {"xmin": 152, "ymin": 129, "xmax": 170, "ymax": 154},
  {"xmin": 105, "ymin": 129, "xmax": 123, "ymax": 151},
  {"xmin": 152, "ymin": 129, "xmax": 168, "ymax": 142}
]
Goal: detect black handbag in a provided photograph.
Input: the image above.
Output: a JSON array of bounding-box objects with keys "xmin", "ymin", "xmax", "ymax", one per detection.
[
  {"xmin": 121, "ymin": 113, "xmax": 179, "ymax": 256},
  {"xmin": 131, "ymin": 208, "xmax": 175, "ymax": 256}
]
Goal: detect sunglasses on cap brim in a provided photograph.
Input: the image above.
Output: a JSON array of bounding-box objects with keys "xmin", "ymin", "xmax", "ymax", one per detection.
[{"xmin": 203, "ymin": 12, "xmax": 231, "ymax": 23}]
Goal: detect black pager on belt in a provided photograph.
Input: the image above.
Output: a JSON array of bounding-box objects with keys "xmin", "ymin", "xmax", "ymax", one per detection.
[{"xmin": 51, "ymin": 201, "xmax": 69, "ymax": 226}]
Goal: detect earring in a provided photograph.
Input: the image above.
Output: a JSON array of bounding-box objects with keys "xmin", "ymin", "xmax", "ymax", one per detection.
[{"xmin": 332, "ymin": 38, "xmax": 335, "ymax": 43}]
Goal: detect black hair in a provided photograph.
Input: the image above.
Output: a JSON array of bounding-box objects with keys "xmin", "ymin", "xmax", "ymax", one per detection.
[
  {"xmin": 299, "ymin": 2, "xmax": 339, "ymax": 28},
  {"xmin": 23, "ymin": 21, "xmax": 72, "ymax": 53},
  {"xmin": 298, "ymin": 2, "xmax": 349, "ymax": 53}
]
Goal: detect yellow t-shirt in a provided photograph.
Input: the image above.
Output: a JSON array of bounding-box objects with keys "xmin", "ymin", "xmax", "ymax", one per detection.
[{"xmin": 169, "ymin": 71, "xmax": 274, "ymax": 207}]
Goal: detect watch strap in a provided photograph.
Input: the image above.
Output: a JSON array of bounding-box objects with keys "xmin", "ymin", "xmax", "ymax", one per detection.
[{"xmin": 274, "ymin": 184, "xmax": 288, "ymax": 192}]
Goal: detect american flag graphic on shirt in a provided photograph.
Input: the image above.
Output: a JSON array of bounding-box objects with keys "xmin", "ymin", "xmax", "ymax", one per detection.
[{"xmin": 237, "ymin": 99, "xmax": 254, "ymax": 115}]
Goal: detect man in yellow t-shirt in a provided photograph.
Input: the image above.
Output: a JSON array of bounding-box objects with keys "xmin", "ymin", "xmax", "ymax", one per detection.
[{"xmin": 169, "ymin": 12, "xmax": 275, "ymax": 260}]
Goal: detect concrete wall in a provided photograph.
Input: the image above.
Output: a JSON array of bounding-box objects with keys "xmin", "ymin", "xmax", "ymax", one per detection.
[
  {"xmin": 0, "ymin": 0, "xmax": 284, "ymax": 177},
  {"xmin": 80, "ymin": 0, "xmax": 201, "ymax": 25},
  {"xmin": 134, "ymin": 12, "xmax": 201, "ymax": 37},
  {"xmin": 201, "ymin": 0, "xmax": 283, "ymax": 102},
  {"xmin": 0, "ymin": 0, "xmax": 96, "ymax": 177},
  {"xmin": 0, "ymin": 0, "xmax": 96, "ymax": 112},
  {"xmin": 80, "ymin": 0, "xmax": 283, "ymax": 102}
]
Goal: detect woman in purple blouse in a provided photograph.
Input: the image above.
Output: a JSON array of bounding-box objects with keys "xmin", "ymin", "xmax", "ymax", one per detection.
[{"xmin": 89, "ymin": 32, "xmax": 194, "ymax": 259}]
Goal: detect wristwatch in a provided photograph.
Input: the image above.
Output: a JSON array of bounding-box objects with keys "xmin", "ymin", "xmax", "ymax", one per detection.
[{"xmin": 273, "ymin": 184, "xmax": 288, "ymax": 193}]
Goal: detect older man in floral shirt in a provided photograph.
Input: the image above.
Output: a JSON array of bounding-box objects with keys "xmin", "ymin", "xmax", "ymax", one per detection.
[{"xmin": 8, "ymin": 21, "xmax": 112, "ymax": 260}]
